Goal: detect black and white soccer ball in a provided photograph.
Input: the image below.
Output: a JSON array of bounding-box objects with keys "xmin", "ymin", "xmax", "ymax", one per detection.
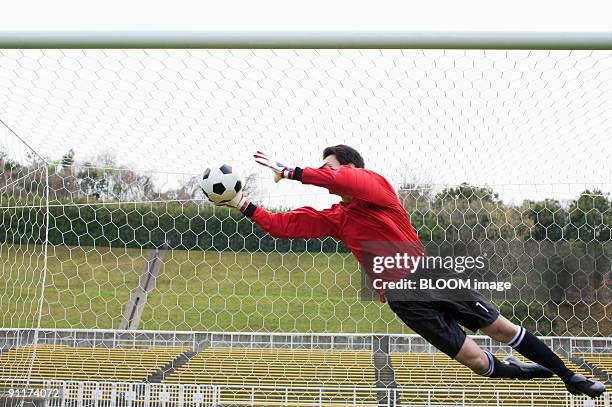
[{"xmin": 200, "ymin": 164, "xmax": 242, "ymax": 205}]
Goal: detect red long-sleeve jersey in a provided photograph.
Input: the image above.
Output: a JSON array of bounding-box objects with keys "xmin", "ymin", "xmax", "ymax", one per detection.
[{"xmin": 245, "ymin": 165, "xmax": 425, "ymax": 301}]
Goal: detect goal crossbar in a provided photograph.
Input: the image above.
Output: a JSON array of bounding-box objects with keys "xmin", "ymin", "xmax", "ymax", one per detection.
[{"xmin": 0, "ymin": 30, "xmax": 612, "ymax": 49}]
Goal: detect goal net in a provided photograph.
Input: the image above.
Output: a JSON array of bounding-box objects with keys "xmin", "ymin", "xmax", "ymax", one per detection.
[{"xmin": 0, "ymin": 49, "xmax": 610, "ymax": 401}]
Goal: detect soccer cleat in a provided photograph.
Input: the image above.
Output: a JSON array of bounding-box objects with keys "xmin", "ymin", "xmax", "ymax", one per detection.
[
  {"xmin": 503, "ymin": 355, "xmax": 554, "ymax": 379},
  {"xmin": 564, "ymin": 374, "xmax": 606, "ymax": 398}
]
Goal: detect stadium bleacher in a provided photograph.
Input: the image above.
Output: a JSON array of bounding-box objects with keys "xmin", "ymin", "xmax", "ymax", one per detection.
[
  {"xmin": 0, "ymin": 343, "xmax": 610, "ymax": 406},
  {"xmin": 0, "ymin": 344, "xmax": 187, "ymax": 382},
  {"xmin": 575, "ymin": 352, "xmax": 612, "ymax": 384},
  {"xmin": 165, "ymin": 347, "xmax": 378, "ymax": 406},
  {"xmin": 165, "ymin": 347, "xmax": 375, "ymax": 386},
  {"xmin": 391, "ymin": 352, "xmax": 600, "ymax": 406}
]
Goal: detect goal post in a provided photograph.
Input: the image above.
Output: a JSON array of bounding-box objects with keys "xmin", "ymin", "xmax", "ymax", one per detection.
[{"xmin": 0, "ymin": 30, "xmax": 611, "ymax": 49}]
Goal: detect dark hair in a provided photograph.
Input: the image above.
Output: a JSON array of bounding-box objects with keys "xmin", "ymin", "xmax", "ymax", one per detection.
[{"xmin": 322, "ymin": 145, "xmax": 365, "ymax": 168}]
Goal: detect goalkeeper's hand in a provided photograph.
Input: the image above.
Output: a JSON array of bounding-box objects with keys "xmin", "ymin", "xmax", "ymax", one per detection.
[
  {"xmin": 212, "ymin": 191, "xmax": 251, "ymax": 212},
  {"xmin": 254, "ymin": 151, "xmax": 295, "ymax": 183}
]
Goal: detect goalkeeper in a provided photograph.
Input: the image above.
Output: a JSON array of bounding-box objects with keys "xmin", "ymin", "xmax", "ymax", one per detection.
[{"xmin": 213, "ymin": 144, "xmax": 605, "ymax": 398}]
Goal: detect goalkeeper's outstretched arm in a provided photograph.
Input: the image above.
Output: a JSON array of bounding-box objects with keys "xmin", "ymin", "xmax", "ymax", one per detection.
[
  {"xmin": 208, "ymin": 150, "xmax": 397, "ymax": 239},
  {"xmin": 295, "ymin": 165, "xmax": 397, "ymax": 206},
  {"xmin": 254, "ymin": 151, "xmax": 398, "ymax": 206},
  {"xmin": 208, "ymin": 185, "xmax": 336, "ymax": 239},
  {"xmin": 244, "ymin": 205, "xmax": 337, "ymax": 239}
]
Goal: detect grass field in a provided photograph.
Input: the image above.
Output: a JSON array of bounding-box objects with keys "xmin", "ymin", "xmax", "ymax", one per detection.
[{"xmin": 0, "ymin": 244, "xmax": 406, "ymax": 333}]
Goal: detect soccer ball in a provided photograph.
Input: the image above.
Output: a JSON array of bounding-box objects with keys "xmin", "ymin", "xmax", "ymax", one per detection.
[{"xmin": 200, "ymin": 164, "xmax": 242, "ymax": 205}]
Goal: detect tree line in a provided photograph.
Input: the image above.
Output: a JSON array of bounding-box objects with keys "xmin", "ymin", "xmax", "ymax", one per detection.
[{"xmin": 2, "ymin": 149, "xmax": 611, "ymax": 249}]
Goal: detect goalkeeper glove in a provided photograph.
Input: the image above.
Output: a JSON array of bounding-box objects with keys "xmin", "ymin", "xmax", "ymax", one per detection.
[
  {"xmin": 208, "ymin": 191, "xmax": 255, "ymax": 216},
  {"xmin": 216, "ymin": 192, "xmax": 250, "ymax": 210},
  {"xmin": 253, "ymin": 151, "xmax": 296, "ymax": 183}
]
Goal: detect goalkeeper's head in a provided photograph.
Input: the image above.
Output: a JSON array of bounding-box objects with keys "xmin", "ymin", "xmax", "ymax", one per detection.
[{"xmin": 322, "ymin": 145, "xmax": 365, "ymax": 170}]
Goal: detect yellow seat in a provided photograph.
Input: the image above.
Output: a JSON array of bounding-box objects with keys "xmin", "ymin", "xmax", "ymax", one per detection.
[{"xmin": 0, "ymin": 344, "xmax": 188, "ymax": 382}]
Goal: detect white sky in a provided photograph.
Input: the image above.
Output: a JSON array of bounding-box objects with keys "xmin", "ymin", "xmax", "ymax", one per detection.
[
  {"xmin": 0, "ymin": 2, "xmax": 611, "ymax": 209},
  {"xmin": 1, "ymin": 0, "xmax": 612, "ymax": 31}
]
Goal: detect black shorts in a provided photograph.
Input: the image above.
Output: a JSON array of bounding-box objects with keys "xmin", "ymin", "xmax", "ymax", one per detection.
[{"xmin": 388, "ymin": 297, "xmax": 499, "ymax": 358}]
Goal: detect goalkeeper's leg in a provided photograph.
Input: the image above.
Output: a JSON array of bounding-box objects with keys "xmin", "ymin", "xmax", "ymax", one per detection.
[
  {"xmin": 445, "ymin": 290, "xmax": 604, "ymax": 397},
  {"xmin": 387, "ymin": 300, "xmax": 549, "ymax": 379},
  {"xmin": 455, "ymin": 334, "xmax": 553, "ymax": 379},
  {"xmin": 389, "ymin": 299, "xmax": 605, "ymax": 398},
  {"xmin": 480, "ymin": 315, "xmax": 605, "ymax": 398}
]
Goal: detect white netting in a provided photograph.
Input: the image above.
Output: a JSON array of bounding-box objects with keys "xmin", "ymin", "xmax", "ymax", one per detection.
[{"xmin": 0, "ymin": 49, "xmax": 610, "ymax": 343}]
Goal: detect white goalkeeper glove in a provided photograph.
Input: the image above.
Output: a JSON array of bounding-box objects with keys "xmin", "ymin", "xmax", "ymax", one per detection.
[
  {"xmin": 214, "ymin": 192, "xmax": 250, "ymax": 210},
  {"xmin": 253, "ymin": 151, "xmax": 295, "ymax": 183}
]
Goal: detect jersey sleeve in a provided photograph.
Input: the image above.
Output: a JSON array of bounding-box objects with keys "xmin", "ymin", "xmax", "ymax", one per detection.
[
  {"xmin": 249, "ymin": 205, "xmax": 337, "ymax": 239},
  {"xmin": 295, "ymin": 165, "xmax": 398, "ymax": 206}
]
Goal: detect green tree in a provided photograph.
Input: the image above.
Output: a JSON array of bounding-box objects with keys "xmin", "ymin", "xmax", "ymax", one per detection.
[
  {"xmin": 565, "ymin": 190, "xmax": 612, "ymax": 242},
  {"xmin": 397, "ymin": 182, "xmax": 437, "ymax": 241},
  {"xmin": 61, "ymin": 149, "xmax": 75, "ymax": 170},
  {"xmin": 436, "ymin": 182, "xmax": 499, "ymax": 204},
  {"xmin": 79, "ymin": 164, "xmax": 108, "ymax": 199},
  {"xmin": 433, "ymin": 183, "xmax": 500, "ymax": 242},
  {"xmin": 523, "ymin": 199, "xmax": 567, "ymax": 241},
  {"xmin": 1, "ymin": 149, "xmax": 20, "ymax": 171}
]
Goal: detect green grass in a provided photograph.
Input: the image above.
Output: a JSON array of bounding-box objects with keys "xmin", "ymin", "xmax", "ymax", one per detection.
[
  {"xmin": 0, "ymin": 244, "xmax": 408, "ymax": 333},
  {"xmin": 4, "ymin": 244, "xmax": 607, "ymax": 336}
]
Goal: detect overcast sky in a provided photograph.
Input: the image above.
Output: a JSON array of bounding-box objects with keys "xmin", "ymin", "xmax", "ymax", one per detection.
[
  {"xmin": 1, "ymin": 0, "xmax": 612, "ymax": 31},
  {"xmin": 1, "ymin": 2, "xmax": 611, "ymax": 209}
]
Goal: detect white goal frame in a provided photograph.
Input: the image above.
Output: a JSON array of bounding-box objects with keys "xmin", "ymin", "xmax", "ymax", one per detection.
[{"xmin": 0, "ymin": 30, "xmax": 611, "ymax": 49}]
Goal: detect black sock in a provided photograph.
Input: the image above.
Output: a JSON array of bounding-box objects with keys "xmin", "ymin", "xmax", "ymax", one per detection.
[
  {"xmin": 482, "ymin": 351, "xmax": 520, "ymax": 379},
  {"xmin": 510, "ymin": 327, "xmax": 575, "ymax": 383},
  {"xmin": 482, "ymin": 351, "xmax": 528, "ymax": 379}
]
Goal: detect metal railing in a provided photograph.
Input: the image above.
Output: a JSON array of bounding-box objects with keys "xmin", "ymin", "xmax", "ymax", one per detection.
[
  {"xmin": 1, "ymin": 378, "xmax": 608, "ymax": 407},
  {"xmin": 1, "ymin": 328, "xmax": 611, "ymax": 355}
]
